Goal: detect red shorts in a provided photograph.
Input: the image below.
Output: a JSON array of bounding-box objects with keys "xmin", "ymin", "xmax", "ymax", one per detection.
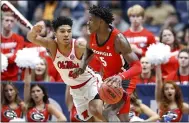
[
  {"xmin": 118, "ymin": 92, "xmax": 131, "ymax": 114},
  {"xmin": 119, "ymin": 79, "xmax": 136, "ymax": 114}
]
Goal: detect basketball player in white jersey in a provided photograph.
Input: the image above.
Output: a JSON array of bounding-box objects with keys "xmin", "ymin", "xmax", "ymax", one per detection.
[{"xmin": 27, "ymin": 16, "xmax": 106, "ymax": 122}]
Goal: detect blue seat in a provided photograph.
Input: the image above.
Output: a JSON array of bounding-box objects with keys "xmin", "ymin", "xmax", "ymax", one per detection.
[
  {"xmin": 125, "ymin": 1, "xmax": 149, "ymax": 8},
  {"xmin": 176, "ymin": 1, "xmax": 187, "ymax": 12},
  {"xmin": 144, "ymin": 25, "xmax": 161, "ymax": 36}
]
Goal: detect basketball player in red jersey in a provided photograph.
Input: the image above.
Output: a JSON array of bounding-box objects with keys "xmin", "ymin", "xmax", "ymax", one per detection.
[
  {"xmin": 72, "ymin": 5, "xmax": 142, "ymax": 121},
  {"xmin": 27, "ymin": 16, "xmax": 106, "ymax": 121}
]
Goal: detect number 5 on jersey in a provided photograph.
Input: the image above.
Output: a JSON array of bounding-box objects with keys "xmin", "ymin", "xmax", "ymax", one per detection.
[{"xmin": 99, "ymin": 57, "xmax": 107, "ymax": 67}]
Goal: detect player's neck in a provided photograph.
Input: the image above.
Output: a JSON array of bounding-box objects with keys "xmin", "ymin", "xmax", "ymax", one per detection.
[
  {"xmin": 130, "ymin": 25, "xmax": 143, "ymax": 32},
  {"xmin": 57, "ymin": 41, "xmax": 72, "ymax": 54},
  {"xmin": 179, "ymin": 67, "xmax": 189, "ymax": 76},
  {"xmin": 141, "ymin": 72, "xmax": 151, "ymax": 78},
  {"xmin": 2, "ymin": 29, "xmax": 12, "ymax": 38},
  {"xmin": 96, "ymin": 26, "xmax": 111, "ymax": 42}
]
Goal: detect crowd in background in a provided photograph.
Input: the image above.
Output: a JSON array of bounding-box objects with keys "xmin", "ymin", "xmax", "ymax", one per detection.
[{"xmin": 1, "ymin": 0, "xmax": 189, "ymax": 122}]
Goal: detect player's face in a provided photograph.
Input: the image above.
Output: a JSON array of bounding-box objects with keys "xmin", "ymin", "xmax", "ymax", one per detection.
[
  {"xmin": 161, "ymin": 29, "xmax": 174, "ymax": 45},
  {"xmin": 129, "ymin": 14, "xmax": 143, "ymax": 27},
  {"xmin": 35, "ymin": 59, "xmax": 46, "ymax": 76},
  {"xmin": 4, "ymin": 85, "xmax": 16, "ymax": 102},
  {"xmin": 140, "ymin": 57, "xmax": 152, "ymax": 74},
  {"xmin": 164, "ymin": 83, "xmax": 176, "ymax": 101},
  {"xmin": 55, "ymin": 25, "xmax": 72, "ymax": 45},
  {"xmin": 178, "ymin": 52, "xmax": 189, "ymax": 68},
  {"xmin": 31, "ymin": 85, "xmax": 44, "ymax": 103},
  {"xmin": 88, "ymin": 14, "xmax": 101, "ymax": 33},
  {"xmin": 2, "ymin": 16, "xmax": 15, "ymax": 31}
]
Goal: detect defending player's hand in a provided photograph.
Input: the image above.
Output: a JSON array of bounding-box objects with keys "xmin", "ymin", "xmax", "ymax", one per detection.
[
  {"xmin": 32, "ymin": 25, "xmax": 42, "ymax": 35},
  {"xmin": 104, "ymin": 75, "xmax": 122, "ymax": 88},
  {"xmin": 71, "ymin": 68, "xmax": 85, "ymax": 78}
]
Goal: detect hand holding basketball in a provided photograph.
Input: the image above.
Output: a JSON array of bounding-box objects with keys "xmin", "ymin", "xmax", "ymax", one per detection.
[
  {"xmin": 98, "ymin": 82, "xmax": 123, "ymax": 104},
  {"xmin": 104, "ymin": 75, "xmax": 122, "ymax": 88}
]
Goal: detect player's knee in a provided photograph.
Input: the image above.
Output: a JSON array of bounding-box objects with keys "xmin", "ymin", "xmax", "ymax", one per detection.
[{"xmin": 89, "ymin": 100, "xmax": 103, "ymax": 116}]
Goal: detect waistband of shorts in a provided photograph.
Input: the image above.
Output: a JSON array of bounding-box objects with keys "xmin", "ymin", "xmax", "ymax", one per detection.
[{"xmin": 70, "ymin": 77, "xmax": 92, "ymax": 89}]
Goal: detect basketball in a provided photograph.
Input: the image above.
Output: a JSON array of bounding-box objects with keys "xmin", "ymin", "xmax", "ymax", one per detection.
[{"xmin": 98, "ymin": 82, "xmax": 123, "ymax": 104}]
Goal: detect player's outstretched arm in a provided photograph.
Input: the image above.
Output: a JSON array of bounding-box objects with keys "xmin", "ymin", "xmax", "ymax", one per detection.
[
  {"xmin": 115, "ymin": 33, "xmax": 142, "ymax": 80},
  {"xmin": 27, "ymin": 24, "xmax": 54, "ymax": 50}
]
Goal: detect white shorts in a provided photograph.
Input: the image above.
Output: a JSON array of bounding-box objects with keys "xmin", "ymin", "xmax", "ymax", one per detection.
[{"xmin": 70, "ymin": 74, "xmax": 102, "ymax": 121}]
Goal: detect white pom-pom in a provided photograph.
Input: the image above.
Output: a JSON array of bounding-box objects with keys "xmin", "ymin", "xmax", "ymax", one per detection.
[
  {"xmin": 146, "ymin": 43, "xmax": 171, "ymax": 65},
  {"xmin": 1, "ymin": 53, "xmax": 8, "ymax": 72},
  {"xmin": 130, "ymin": 116, "xmax": 144, "ymax": 122},
  {"xmin": 9, "ymin": 118, "xmax": 25, "ymax": 122},
  {"xmin": 15, "ymin": 48, "xmax": 41, "ymax": 69}
]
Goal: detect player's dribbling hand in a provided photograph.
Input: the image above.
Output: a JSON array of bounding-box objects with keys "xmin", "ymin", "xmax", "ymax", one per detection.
[
  {"xmin": 104, "ymin": 75, "xmax": 122, "ymax": 88},
  {"xmin": 71, "ymin": 68, "xmax": 85, "ymax": 78}
]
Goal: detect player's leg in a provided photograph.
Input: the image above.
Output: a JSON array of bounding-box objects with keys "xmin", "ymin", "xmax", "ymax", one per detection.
[
  {"xmin": 117, "ymin": 94, "xmax": 131, "ymax": 121},
  {"xmin": 118, "ymin": 79, "xmax": 136, "ymax": 121},
  {"xmin": 102, "ymin": 95, "xmax": 125, "ymax": 121},
  {"xmin": 88, "ymin": 95, "xmax": 107, "ymax": 122}
]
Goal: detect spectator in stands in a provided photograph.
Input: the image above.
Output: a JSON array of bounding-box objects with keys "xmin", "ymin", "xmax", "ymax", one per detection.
[
  {"xmin": 165, "ymin": 49, "xmax": 189, "ymax": 85},
  {"xmin": 1, "ymin": 12, "xmax": 24, "ymax": 81},
  {"xmin": 23, "ymin": 69, "xmax": 67, "ymax": 122},
  {"xmin": 112, "ymin": 10, "xmax": 129, "ymax": 32},
  {"xmin": 30, "ymin": 57, "xmax": 52, "ymax": 82},
  {"xmin": 129, "ymin": 90, "xmax": 160, "ymax": 121},
  {"xmin": 59, "ymin": 5, "xmax": 79, "ymax": 38},
  {"xmin": 74, "ymin": 2, "xmax": 90, "ymax": 37},
  {"xmin": 181, "ymin": 24, "xmax": 189, "ymax": 48},
  {"xmin": 123, "ymin": 4, "xmax": 156, "ymax": 59},
  {"xmin": 32, "ymin": 1, "xmax": 62, "ymax": 22},
  {"xmin": 161, "ymin": 12, "xmax": 184, "ymax": 34},
  {"xmin": 144, "ymin": 0, "xmax": 176, "ymax": 25},
  {"xmin": 132, "ymin": 56, "xmax": 155, "ymax": 84},
  {"xmin": 159, "ymin": 27, "xmax": 180, "ymax": 78},
  {"xmin": 155, "ymin": 65, "xmax": 189, "ymax": 122},
  {"xmin": 1, "ymin": 82, "xmax": 25, "ymax": 122}
]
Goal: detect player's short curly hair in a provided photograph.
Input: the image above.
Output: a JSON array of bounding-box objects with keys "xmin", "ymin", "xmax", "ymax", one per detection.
[
  {"xmin": 52, "ymin": 16, "xmax": 73, "ymax": 31},
  {"xmin": 89, "ymin": 5, "xmax": 114, "ymax": 24}
]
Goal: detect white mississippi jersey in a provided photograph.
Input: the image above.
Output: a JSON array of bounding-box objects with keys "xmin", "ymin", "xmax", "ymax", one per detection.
[{"xmin": 53, "ymin": 39, "xmax": 95, "ymax": 86}]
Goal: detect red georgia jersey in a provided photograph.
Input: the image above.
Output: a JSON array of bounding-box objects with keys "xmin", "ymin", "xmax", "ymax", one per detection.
[
  {"xmin": 89, "ymin": 27, "xmax": 125, "ymax": 79},
  {"xmin": 159, "ymin": 108, "xmax": 183, "ymax": 122},
  {"xmin": 1, "ymin": 104, "xmax": 23, "ymax": 122},
  {"xmin": 26, "ymin": 104, "xmax": 50, "ymax": 122}
]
